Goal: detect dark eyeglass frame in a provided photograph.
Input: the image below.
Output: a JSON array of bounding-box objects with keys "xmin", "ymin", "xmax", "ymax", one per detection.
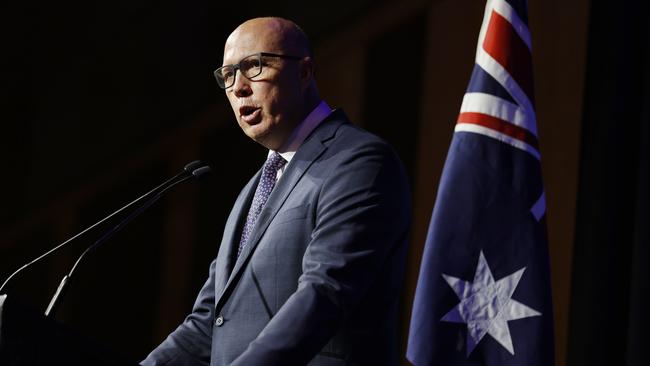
[{"xmin": 213, "ymin": 52, "xmax": 304, "ymax": 89}]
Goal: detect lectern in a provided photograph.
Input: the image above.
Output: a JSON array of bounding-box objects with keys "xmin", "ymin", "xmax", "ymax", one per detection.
[{"xmin": 0, "ymin": 295, "xmax": 138, "ymax": 366}]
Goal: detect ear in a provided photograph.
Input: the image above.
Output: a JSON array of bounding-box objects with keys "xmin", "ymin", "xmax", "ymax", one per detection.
[{"xmin": 299, "ymin": 57, "xmax": 315, "ymax": 90}]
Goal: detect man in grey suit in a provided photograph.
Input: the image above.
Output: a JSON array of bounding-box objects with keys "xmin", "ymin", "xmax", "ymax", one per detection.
[{"xmin": 142, "ymin": 17, "xmax": 411, "ymax": 366}]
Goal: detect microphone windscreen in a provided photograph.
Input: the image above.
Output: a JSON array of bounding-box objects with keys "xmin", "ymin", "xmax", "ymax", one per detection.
[
  {"xmin": 192, "ymin": 166, "xmax": 212, "ymax": 179},
  {"xmin": 184, "ymin": 160, "xmax": 203, "ymax": 173}
]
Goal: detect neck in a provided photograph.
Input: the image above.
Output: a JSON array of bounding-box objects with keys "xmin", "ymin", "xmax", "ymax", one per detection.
[
  {"xmin": 275, "ymin": 96, "xmax": 323, "ymax": 153},
  {"xmin": 299, "ymin": 96, "xmax": 321, "ymax": 123}
]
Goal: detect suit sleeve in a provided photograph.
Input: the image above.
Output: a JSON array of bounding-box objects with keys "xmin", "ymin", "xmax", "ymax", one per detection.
[
  {"xmin": 140, "ymin": 259, "xmax": 217, "ymax": 366},
  {"xmin": 231, "ymin": 141, "xmax": 411, "ymax": 365}
]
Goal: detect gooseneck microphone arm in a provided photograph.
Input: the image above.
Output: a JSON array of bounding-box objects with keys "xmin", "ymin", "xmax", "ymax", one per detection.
[
  {"xmin": 44, "ymin": 165, "xmax": 211, "ymax": 318},
  {"xmin": 0, "ymin": 161, "xmax": 210, "ymax": 317}
]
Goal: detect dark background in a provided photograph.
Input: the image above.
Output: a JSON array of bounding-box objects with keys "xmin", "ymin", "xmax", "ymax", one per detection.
[{"xmin": 0, "ymin": 1, "xmax": 647, "ymax": 365}]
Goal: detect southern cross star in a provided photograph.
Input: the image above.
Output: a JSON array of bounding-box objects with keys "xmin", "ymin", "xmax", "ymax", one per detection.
[{"xmin": 440, "ymin": 251, "xmax": 541, "ymax": 356}]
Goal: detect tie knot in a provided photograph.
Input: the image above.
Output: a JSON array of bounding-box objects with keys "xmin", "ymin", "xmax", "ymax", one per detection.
[{"xmin": 266, "ymin": 152, "xmax": 287, "ymax": 171}]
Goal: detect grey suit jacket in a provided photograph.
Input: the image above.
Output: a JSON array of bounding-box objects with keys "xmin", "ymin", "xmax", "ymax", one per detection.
[{"xmin": 142, "ymin": 110, "xmax": 411, "ymax": 366}]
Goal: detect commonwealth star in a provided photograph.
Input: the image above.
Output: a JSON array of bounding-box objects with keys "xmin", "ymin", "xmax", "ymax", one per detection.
[{"xmin": 440, "ymin": 251, "xmax": 541, "ymax": 356}]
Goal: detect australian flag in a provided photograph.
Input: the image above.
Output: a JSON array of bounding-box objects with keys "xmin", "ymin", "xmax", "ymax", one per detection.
[{"xmin": 407, "ymin": 0, "xmax": 554, "ymax": 365}]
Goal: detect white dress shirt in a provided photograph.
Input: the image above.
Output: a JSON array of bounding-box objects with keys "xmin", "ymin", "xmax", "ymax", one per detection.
[{"xmin": 268, "ymin": 100, "xmax": 332, "ymax": 181}]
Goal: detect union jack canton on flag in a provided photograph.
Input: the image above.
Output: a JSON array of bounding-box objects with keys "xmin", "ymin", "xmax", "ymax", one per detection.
[{"xmin": 407, "ymin": 0, "xmax": 555, "ymax": 365}]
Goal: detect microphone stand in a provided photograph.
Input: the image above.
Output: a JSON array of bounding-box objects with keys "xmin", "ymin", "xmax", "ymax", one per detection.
[
  {"xmin": 44, "ymin": 191, "xmax": 162, "ymax": 317},
  {"xmin": 0, "ymin": 161, "xmax": 210, "ymax": 319},
  {"xmin": 44, "ymin": 167, "xmax": 211, "ymax": 318}
]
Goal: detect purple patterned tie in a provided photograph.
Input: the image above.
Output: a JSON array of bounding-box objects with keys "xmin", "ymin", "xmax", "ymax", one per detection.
[{"xmin": 238, "ymin": 152, "xmax": 287, "ymax": 257}]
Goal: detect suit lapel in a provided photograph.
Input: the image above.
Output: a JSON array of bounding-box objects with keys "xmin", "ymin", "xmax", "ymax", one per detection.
[
  {"xmin": 214, "ymin": 112, "xmax": 345, "ymax": 311},
  {"xmin": 212, "ymin": 170, "xmax": 260, "ymax": 297}
]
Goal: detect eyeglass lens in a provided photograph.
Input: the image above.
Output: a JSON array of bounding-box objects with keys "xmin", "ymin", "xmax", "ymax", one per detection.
[{"xmin": 216, "ymin": 54, "xmax": 263, "ymax": 89}]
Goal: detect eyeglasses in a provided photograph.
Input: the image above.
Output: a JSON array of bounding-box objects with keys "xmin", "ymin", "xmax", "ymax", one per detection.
[{"xmin": 213, "ymin": 52, "xmax": 303, "ymax": 89}]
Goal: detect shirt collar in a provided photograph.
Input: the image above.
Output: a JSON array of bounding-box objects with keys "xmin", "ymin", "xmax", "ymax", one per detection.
[{"xmin": 268, "ymin": 100, "xmax": 332, "ymax": 164}]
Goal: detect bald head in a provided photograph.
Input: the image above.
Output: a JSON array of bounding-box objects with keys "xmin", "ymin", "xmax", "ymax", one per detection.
[{"xmin": 225, "ymin": 17, "xmax": 313, "ymax": 62}]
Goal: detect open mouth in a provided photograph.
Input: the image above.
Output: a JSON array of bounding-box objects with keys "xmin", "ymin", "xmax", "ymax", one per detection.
[
  {"xmin": 239, "ymin": 106, "xmax": 262, "ymax": 124},
  {"xmin": 239, "ymin": 105, "xmax": 259, "ymax": 117}
]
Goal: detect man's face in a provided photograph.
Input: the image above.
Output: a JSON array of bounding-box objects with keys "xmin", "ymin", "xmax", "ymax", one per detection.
[{"xmin": 222, "ymin": 22, "xmax": 304, "ymax": 151}]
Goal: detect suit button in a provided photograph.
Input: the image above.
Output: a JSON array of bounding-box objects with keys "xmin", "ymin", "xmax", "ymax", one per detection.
[{"xmin": 215, "ymin": 315, "xmax": 224, "ymax": 327}]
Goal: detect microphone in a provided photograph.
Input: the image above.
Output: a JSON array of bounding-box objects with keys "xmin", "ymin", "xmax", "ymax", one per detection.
[{"xmin": 0, "ymin": 161, "xmax": 211, "ymax": 317}]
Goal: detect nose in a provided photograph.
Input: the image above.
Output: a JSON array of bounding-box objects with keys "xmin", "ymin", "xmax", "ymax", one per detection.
[{"xmin": 232, "ymin": 69, "xmax": 252, "ymax": 98}]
